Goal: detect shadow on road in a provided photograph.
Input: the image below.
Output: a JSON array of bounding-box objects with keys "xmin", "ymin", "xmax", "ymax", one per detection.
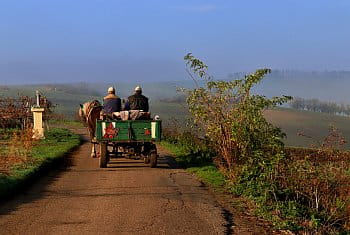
[{"xmin": 0, "ymin": 133, "xmax": 89, "ymax": 216}]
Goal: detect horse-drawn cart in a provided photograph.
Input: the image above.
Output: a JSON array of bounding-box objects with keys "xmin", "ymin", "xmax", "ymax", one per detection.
[{"xmin": 95, "ymin": 118, "xmax": 162, "ymax": 168}]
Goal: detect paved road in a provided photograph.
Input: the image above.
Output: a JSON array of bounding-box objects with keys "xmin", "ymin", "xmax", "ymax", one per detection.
[{"xmin": 0, "ymin": 137, "xmax": 229, "ymax": 234}]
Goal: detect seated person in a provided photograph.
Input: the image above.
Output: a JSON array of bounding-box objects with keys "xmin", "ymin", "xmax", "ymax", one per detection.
[
  {"xmin": 103, "ymin": 86, "xmax": 121, "ymax": 113},
  {"xmin": 124, "ymin": 86, "xmax": 149, "ymax": 112}
]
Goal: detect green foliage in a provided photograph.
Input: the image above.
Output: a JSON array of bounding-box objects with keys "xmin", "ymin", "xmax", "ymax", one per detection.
[
  {"xmin": 181, "ymin": 53, "xmax": 291, "ymax": 175},
  {"xmin": 160, "ymin": 141, "xmax": 225, "ymax": 189},
  {"xmin": 161, "ymin": 131, "xmax": 215, "ymax": 167},
  {"xmin": 160, "ymin": 54, "xmax": 350, "ymax": 233},
  {"xmin": 30, "ymin": 128, "xmax": 80, "ymax": 161},
  {"xmin": 49, "ymin": 119, "xmax": 83, "ymax": 128},
  {"xmin": 162, "ymin": 117, "xmax": 217, "ymax": 166},
  {"xmin": 181, "ymin": 53, "xmax": 301, "ymax": 229},
  {"xmin": 187, "ymin": 165, "xmax": 226, "ymax": 188},
  {"xmin": 0, "ymin": 128, "xmax": 18, "ymax": 140}
]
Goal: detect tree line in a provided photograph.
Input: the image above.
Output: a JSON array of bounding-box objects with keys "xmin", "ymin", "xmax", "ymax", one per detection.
[{"xmin": 289, "ymin": 97, "xmax": 350, "ymax": 116}]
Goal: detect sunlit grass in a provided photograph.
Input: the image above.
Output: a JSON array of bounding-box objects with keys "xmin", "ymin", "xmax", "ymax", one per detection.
[
  {"xmin": 0, "ymin": 128, "xmax": 81, "ymax": 199},
  {"xmin": 160, "ymin": 141, "xmax": 225, "ymax": 190}
]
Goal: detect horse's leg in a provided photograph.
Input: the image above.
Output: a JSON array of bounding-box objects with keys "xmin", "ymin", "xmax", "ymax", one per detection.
[
  {"xmin": 91, "ymin": 143, "xmax": 97, "ymax": 158},
  {"xmin": 87, "ymin": 126, "xmax": 96, "ymax": 158},
  {"xmin": 94, "ymin": 142, "xmax": 98, "ymax": 157}
]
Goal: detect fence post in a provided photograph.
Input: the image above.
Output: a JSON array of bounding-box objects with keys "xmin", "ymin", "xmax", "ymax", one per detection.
[{"xmin": 31, "ymin": 90, "xmax": 45, "ymax": 139}]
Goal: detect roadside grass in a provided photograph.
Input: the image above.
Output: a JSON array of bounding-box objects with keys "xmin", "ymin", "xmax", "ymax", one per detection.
[
  {"xmin": 160, "ymin": 141, "xmax": 225, "ymax": 189},
  {"xmin": 186, "ymin": 166, "xmax": 226, "ymax": 189},
  {"xmin": 0, "ymin": 128, "xmax": 81, "ymax": 200},
  {"xmin": 49, "ymin": 119, "xmax": 83, "ymax": 128}
]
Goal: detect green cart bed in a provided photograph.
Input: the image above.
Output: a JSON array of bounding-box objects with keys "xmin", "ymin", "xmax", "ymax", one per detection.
[
  {"xmin": 95, "ymin": 120, "xmax": 161, "ymax": 142},
  {"xmin": 95, "ymin": 119, "xmax": 162, "ymax": 168}
]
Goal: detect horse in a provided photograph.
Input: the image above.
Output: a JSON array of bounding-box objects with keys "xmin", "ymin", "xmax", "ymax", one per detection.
[{"xmin": 79, "ymin": 100, "xmax": 103, "ymax": 158}]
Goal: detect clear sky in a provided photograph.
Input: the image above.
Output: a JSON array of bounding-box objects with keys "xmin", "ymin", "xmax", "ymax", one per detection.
[{"xmin": 0, "ymin": 0, "xmax": 349, "ymax": 84}]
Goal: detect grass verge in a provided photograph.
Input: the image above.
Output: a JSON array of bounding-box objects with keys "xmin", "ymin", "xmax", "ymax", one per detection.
[
  {"xmin": 0, "ymin": 128, "xmax": 81, "ymax": 200},
  {"xmin": 160, "ymin": 141, "xmax": 225, "ymax": 189},
  {"xmin": 49, "ymin": 119, "xmax": 83, "ymax": 128}
]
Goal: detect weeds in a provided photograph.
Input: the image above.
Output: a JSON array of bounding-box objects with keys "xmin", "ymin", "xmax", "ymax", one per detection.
[
  {"xmin": 276, "ymin": 127, "xmax": 350, "ymax": 234},
  {"xmin": 0, "ymin": 128, "xmax": 37, "ymax": 174}
]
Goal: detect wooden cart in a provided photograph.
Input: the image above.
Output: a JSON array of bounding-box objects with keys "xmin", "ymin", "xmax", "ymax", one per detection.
[{"xmin": 95, "ymin": 119, "xmax": 162, "ymax": 168}]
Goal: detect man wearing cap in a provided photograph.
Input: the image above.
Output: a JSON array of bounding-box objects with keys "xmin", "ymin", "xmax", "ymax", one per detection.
[
  {"xmin": 103, "ymin": 87, "xmax": 121, "ymax": 113},
  {"xmin": 125, "ymin": 86, "xmax": 149, "ymax": 112}
]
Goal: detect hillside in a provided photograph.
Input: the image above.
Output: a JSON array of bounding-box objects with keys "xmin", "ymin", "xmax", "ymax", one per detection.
[{"xmin": 264, "ymin": 109, "xmax": 350, "ymax": 148}]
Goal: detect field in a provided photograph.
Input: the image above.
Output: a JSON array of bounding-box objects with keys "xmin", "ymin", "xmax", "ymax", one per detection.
[
  {"xmin": 154, "ymin": 101, "xmax": 350, "ymax": 149},
  {"xmin": 2, "ymin": 83, "xmax": 350, "ymax": 149},
  {"xmin": 265, "ymin": 109, "xmax": 350, "ymax": 149}
]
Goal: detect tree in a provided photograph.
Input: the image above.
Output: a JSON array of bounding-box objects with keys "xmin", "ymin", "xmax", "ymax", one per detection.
[{"xmin": 180, "ymin": 53, "xmax": 292, "ymax": 179}]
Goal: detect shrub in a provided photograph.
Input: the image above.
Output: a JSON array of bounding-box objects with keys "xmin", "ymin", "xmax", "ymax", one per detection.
[
  {"xmin": 179, "ymin": 54, "xmax": 350, "ymax": 233},
  {"xmin": 180, "ymin": 53, "xmax": 291, "ymax": 182}
]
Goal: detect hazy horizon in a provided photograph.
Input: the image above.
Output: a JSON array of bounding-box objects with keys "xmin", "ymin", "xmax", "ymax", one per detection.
[
  {"xmin": 2, "ymin": 70, "xmax": 350, "ymax": 105},
  {"xmin": 2, "ymin": 69, "xmax": 350, "ymax": 86}
]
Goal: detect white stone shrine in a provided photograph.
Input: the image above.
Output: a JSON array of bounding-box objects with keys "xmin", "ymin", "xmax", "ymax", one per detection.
[{"xmin": 31, "ymin": 90, "xmax": 45, "ymax": 139}]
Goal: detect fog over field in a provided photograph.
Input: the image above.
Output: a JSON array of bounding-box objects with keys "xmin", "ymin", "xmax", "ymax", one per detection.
[
  {"xmin": 3, "ymin": 70, "xmax": 349, "ymax": 104},
  {"xmin": 2, "ymin": 69, "xmax": 350, "ymax": 149}
]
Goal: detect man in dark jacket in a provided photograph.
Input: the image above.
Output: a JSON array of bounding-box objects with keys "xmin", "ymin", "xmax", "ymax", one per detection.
[
  {"xmin": 103, "ymin": 87, "xmax": 121, "ymax": 113},
  {"xmin": 125, "ymin": 86, "xmax": 149, "ymax": 112}
]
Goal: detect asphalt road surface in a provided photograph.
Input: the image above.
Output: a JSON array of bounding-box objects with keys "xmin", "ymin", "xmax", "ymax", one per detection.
[{"xmin": 0, "ymin": 136, "xmax": 232, "ymax": 234}]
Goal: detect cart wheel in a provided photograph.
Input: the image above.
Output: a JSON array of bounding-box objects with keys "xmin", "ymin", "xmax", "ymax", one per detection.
[
  {"xmin": 149, "ymin": 152, "xmax": 157, "ymax": 168},
  {"xmin": 144, "ymin": 156, "xmax": 150, "ymax": 164},
  {"xmin": 99, "ymin": 143, "xmax": 108, "ymax": 168}
]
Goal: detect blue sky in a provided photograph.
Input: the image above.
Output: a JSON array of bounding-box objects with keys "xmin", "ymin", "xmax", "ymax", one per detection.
[{"xmin": 0, "ymin": 0, "xmax": 349, "ymax": 84}]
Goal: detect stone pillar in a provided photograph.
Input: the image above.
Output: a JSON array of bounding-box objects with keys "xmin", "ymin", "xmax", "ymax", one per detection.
[{"xmin": 31, "ymin": 107, "xmax": 45, "ymax": 139}]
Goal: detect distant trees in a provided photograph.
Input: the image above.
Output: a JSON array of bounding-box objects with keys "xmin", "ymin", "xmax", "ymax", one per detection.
[
  {"xmin": 289, "ymin": 97, "xmax": 350, "ymax": 116},
  {"xmin": 158, "ymin": 95, "xmax": 186, "ymax": 104},
  {"xmin": 43, "ymin": 83, "xmax": 101, "ymax": 97}
]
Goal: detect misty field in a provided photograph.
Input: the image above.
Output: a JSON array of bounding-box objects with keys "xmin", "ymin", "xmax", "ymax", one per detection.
[
  {"xmin": 154, "ymin": 99, "xmax": 350, "ymax": 149},
  {"xmin": 265, "ymin": 109, "xmax": 350, "ymax": 149},
  {"xmin": 2, "ymin": 83, "xmax": 350, "ymax": 149}
]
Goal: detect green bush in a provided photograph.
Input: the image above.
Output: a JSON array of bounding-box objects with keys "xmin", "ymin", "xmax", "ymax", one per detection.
[{"xmin": 179, "ymin": 54, "xmax": 350, "ymax": 234}]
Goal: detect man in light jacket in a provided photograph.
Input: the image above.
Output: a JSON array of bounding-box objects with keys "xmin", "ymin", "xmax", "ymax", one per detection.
[{"xmin": 103, "ymin": 87, "xmax": 121, "ymax": 113}]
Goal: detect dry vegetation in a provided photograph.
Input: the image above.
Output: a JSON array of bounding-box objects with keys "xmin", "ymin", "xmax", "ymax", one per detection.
[
  {"xmin": 276, "ymin": 128, "xmax": 350, "ymax": 233},
  {"xmin": 0, "ymin": 129, "xmax": 36, "ymax": 175}
]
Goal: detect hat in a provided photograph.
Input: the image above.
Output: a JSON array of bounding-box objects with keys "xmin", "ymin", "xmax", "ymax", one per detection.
[
  {"xmin": 134, "ymin": 86, "xmax": 142, "ymax": 92},
  {"xmin": 108, "ymin": 87, "xmax": 115, "ymax": 93}
]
